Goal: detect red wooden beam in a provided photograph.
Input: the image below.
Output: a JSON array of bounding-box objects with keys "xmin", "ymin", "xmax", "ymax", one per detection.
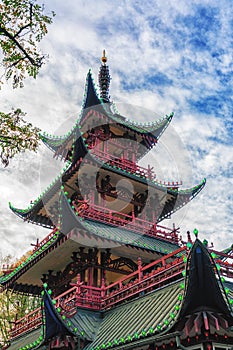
[
  {"xmin": 203, "ymin": 311, "xmax": 209, "ymax": 330},
  {"xmin": 194, "ymin": 312, "xmax": 202, "ymax": 333}
]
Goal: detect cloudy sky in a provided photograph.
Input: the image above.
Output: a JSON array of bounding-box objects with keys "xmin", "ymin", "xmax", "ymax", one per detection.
[{"xmin": 0, "ymin": 0, "xmax": 233, "ymax": 260}]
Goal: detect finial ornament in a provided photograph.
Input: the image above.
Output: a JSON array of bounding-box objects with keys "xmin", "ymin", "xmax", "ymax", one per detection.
[
  {"xmin": 101, "ymin": 49, "xmax": 107, "ymax": 64},
  {"xmin": 99, "ymin": 50, "xmax": 110, "ymax": 102}
]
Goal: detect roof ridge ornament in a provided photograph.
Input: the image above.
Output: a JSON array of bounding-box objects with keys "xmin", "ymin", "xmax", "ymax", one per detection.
[
  {"xmin": 101, "ymin": 49, "xmax": 107, "ymax": 64},
  {"xmin": 98, "ymin": 49, "xmax": 111, "ymax": 102}
]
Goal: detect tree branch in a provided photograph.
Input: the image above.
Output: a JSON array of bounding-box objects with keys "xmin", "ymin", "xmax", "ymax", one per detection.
[
  {"xmin": 8, "ymin": 56, "xmax": 26, "ymax": 68},
  {"xmin": 0, "ymin": 26, "xmax": 42, "ymax": 67},
  {"xmin": 14, "ymin": 23, "xmax": 31, "ymax": 38}
]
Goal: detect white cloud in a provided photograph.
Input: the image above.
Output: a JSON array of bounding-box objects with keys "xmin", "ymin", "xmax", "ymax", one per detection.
[{"xmin": 0, "ymin": 0, "xmax": 232, "ymax": 258}]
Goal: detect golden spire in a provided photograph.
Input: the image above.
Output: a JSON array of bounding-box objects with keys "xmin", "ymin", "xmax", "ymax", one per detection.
[
  {"xmin": 101, "ymin": 49, "xmax": 107, "ymax": 64},
  {"xmin": 99, "ymin": 49, "xmax": 110, "ymax": 102}
]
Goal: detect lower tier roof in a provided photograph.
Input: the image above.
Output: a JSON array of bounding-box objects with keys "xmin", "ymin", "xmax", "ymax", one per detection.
[
  {"xmin": 85, "ymin": 280, "xmax": 183, "ymax": 350},
  {"xmin": 0, "ymin": 196, "xmax": 181, "ymax": 290},
  {"xmin": 7, "ymin": 275, "xmax": 233, "ymax": 350},
  {"xmin": 7, "ymin": 328, "xmax": 42, "ymax": 350}
]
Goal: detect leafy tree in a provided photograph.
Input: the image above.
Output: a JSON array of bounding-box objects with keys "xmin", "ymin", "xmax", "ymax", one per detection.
[
  {"xmin": 0, "ymin": 108, "xmax": 40, "ymax": 166},
  {"xmin": 0, "ymin": 0, "xmax": 55, "ymax": 87},
  {"xmin": 0, "ymin": 288, "xmax": 41, "ymax": 345},
  {"xmin": 0, "ymin": 251, "xmax": 41, "ymax": 345},
  {"xmin": 0, "ymin": 0, "xmax": 55, "ymax": 166}
]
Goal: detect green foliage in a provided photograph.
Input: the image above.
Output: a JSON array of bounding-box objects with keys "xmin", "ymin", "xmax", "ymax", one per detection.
[
  {"xmin": 0, "ymin": 288, "xmax": 41, "ymax": 346},
  {"xmin": 0, "ymin": 108, "xmax": 40, "ymax": 166},
  {"xmin": 0, "ymin": 1, "xmax": 55, "ymax": 166},
  {"xmin": 0, "ymin": 0, "xmax": 55, "ymax": 88},
  {"xmin": 0, "ymin": 253, "xmax": 41, "ymax": 346}
]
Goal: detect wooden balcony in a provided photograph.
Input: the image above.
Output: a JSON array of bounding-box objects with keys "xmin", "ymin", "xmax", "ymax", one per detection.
[
  {"xmin": 73, "ymin": 201, "xmax": 179, "ymax": 244},
  {"xmin": 7, "ymin": 240, "xmax": 233, "ymax": 341},
  {"xmin": 90, "ymin": 148, "xmax": 182, "ymax": 188},
  {"xmin": 9, "ymin": 247, "xmax": 186, "ymax": 339},
  {"xmin": 9, "ymin": 308, "xmax": 42, "ymax": 339}
]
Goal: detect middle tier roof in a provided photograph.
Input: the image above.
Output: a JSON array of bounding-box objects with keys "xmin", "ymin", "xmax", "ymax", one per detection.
[{"xmin": 9, "ymin": 126, "xmax": 206, "ymax": 233}]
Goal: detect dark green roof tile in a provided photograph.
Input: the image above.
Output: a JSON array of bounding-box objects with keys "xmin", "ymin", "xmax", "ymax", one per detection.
[
  {"xmin": 7, "ymin": 328, "xmax": 44, "ymax": 350},
  {"xmin": 85, "ymin": 280, "xmax": 183, "ymax": 350},
  {"xmin": 83, "ymin": 220, "xmax": 179, "ymax": 254}
]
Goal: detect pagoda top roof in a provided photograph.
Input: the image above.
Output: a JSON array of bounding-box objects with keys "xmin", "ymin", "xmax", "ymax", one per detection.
[{"xmin": 40, "ymin": 69, "xmax": 173, "ymax": 159}]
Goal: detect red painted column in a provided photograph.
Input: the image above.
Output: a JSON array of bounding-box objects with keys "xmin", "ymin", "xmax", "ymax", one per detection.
[{"xmin": 138, "ymin": 257, "xmax": 143, "ymax": 281}]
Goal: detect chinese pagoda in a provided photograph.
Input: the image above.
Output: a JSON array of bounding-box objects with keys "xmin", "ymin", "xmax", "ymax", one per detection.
[{"xmin": 1, "ymin": 51, "xmax": 233, "ymax": 350}]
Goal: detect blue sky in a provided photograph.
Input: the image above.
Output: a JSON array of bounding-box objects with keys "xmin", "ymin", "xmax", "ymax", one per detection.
[{"xmin": 0, "ymin": 0, "xmax": 232, "ymax": 259}]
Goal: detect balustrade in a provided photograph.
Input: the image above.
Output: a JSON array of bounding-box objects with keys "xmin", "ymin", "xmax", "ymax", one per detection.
[
  {"xmin": 89, "ymin": 147, "xmax": 181, "ymax": 187},
  {"xmin": 9, "ymin": 246, "xmax": 233, "ymax": 340},
  {"xmin": 9, "ymin": 247, "xmax": 186, "ymax": 339},
  {"xmin": 9, "ymin": 308, "xmax": 42, "ymax": 339},
  {"xmin": 92, "ymin": 148, "xmax": 155, "ymax": 181},
  {"xmin": 73, "ymin": 201, "xmax": 179, "ymax": 243},
  {"xmin": 32, "ymin": 227, "xmax": 58, "ymax": 253},
  {"xmin": 215, "ymin": 259, "xmax": 233, "ymax": 279},
  {"xmin": 1, "ymin": 228, "xmax": 57, "ymax": 275}
]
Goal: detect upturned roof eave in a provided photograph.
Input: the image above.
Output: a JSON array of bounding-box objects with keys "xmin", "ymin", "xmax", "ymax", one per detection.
[
  {"xmin": 40, "ymin": 112, "xmax": 173, "ymax": 155},
  {"xmin": 157, "ymin": 178, "xmax": 206, "ymax": 222},
  {"xmin": 3, "ymin": 194, "xmax": 182, "ymax": 288},
  {"xmin": 39, "ymin": 70, "xmax": 174, "ymax": 156},
  {"xmin": 8, "ymin": 139, "xmax": 206, "ymax": 227},
  {"xmin": 178, "ymin": 239, "xmax": 233, "ymax": 319},
  {"xmin": 9, "ymin": 164, "xmax": 206, "ymax": 229}
]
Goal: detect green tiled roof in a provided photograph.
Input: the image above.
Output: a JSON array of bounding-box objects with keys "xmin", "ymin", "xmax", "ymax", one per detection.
[
  {"xmin": 85, "ymin": 280, "xmax": 184, "ymax": 350},
  {"xmin": 7, "ymin": 329, "xmax": 45, "ymax": 350},
  {"xmin": 40, "ymin": 69, "xmax": 173, "ymax": 156},
  {"xmin": 40, "ymin": 113, "xmax": 172, "ymax": 150},
  {"xmin": 7, "ymin": 281, "xmax": 183, "ymax": 350},
  {"xmin": 83, "ymin": 220, "xmax": 179, "ymax": 254},
  {"xmin": 7, "ymin": 299, "xmax": 102, "ymax": 350},
  {"xmin": 69, "ymin": 308, "xmax": 102, "ymax": 341},
  {"xmin": 7, "ymin": 239, "xmax": 233, "ymax": 350}
]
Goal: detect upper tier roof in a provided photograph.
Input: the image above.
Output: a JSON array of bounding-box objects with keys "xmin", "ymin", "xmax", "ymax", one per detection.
[
  {"xmin": 9, "ymin": 176, "xmax": 205, "ymax": 227},
  {"xmin": 0, "ymin": 219, "xmax": 180, "ymax": 291},
  {"xmin": 40, "ymin": 69, "xmax": 173, "ymax": 161},
  {"xmin": 9, "ymin": 124, "xmax": 206, "ymax": 230}
]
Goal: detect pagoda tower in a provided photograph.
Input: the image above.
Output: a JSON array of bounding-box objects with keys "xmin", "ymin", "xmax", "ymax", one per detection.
[{"xmin": 1, "ymin": 52, "xmax": 233, "ymax": 350}]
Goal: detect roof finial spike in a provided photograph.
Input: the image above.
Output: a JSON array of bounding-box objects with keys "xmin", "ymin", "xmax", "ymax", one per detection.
[
  {"xmin": 101, "ymin": 49, "xmax": 107, "ymax": 64},
  {"xmin": 99, "ymin": 49, "xmax": 110, "ymax": 102},
  {"xmin": 193, "ymin": 228, "xmax": 198, "ymax": 238}
]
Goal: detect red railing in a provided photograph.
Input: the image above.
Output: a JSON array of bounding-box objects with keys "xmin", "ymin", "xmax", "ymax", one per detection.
[
  {"xmin": 1, "ymin": 228, "xmax": 58, "ymax": 275},
  {"xmin": 93, "ymin": 148, "xmax": 155, "ymax": 180},
  {"xmin": 1, "ymin": 265, "xmax": 15, "ymax": 275},
  {"xmin": 9, "ymin": 247, "xmax": 186, "ymax": 339},
  {"xmin": 9, "ymin": 307, "xmax": 42, "ymax": 339},
  {"xmin": 9, "ymin": 287, "xmax": 77, "ymax": 340},
  {"xmin": 73, "ymin": 201, "xmax": 179, "ymax": 243},
  {"xmin": 32, "ymin": 227, "xmax": 58, "ymax": 253},
  {"xmin": 9, "ymin": 240, "xmax": 233, "ymax": 340},
  {"xmin": 91, "ymin": 148, "xmax": 182, "ymax": 187},
  {"xmin": 103, "ymin": 246, "xmax": 186, "ymax": 308},
  {"xmin": 75, "ymin": 277, "xmax": 104, "ymax": 310},
  {"xmin": 215, "ymin": 259, "xmax": 233, "ymax": 279},
  {"xmin": 62, "ymin": 247, "xmax": 186, "ymax": 310}
]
